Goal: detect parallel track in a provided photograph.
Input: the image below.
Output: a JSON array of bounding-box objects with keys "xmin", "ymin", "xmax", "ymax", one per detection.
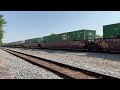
[{"xmin": 1, "ymin": 48, "xmax": 119, "ymax": 79}]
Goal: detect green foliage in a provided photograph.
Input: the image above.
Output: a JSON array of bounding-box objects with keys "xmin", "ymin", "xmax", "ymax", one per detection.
[{"xmin": 0, "ymin": 14, "xmax": 7, "ymax": 44}]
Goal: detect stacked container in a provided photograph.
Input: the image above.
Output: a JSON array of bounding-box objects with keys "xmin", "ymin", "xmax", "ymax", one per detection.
[
  {"xmin": 25, "ymin": 29, "xmax": 96, "ymax": 44},
  {"xmin": 103, "ymin": 23, "xmax": 120, "ymax": 38}
]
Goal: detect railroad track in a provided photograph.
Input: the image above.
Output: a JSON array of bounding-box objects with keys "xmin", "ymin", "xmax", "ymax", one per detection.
[{"xmin": 0, "ymin": 48, "xmax": 119, "ymax": 79}]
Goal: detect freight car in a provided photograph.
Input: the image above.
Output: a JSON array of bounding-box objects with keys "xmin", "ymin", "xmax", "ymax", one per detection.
[
  {"xmin": 94, "ymin": 23, "xmax": 120, "ymax": 52},
  {"xmin": 2, "ymin": 22, "xmax": 120, "ymax": 53},
  {"xmin": 23, "ymin": 29, "xmax": 96, "ymax": 50},
  {"xmin": 3, "ymin": 41, "xmax": 25, "ymax": 48},
  {"xmin": 14, "ymin": 40, "xmax": 25, "ymax": 48},
  {"xmin": 23, "ymin": 38, "xmax": 42, "ymax": 48},
  {"xmin": 94, "ymin": 38, "xmax": 120, "ymax": 52}
]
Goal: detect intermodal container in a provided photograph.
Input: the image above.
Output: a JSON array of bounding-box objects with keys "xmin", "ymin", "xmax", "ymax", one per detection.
[
  {"xmin": 39, "ymin": 38, "xmax": 43, "ymax": 43},
  {"xmin": 61, "ymin": 29, "xmax": 96, "ymax": 41},
  {"xmin": 103, "ymin": 23, "xmax": 120, "ymax": 38},
  {"xmin": 41, "ymin": 29, "xmax": 96, "ymax": 43},
  {"xmin": 25, "ymin": 39, "xmax": 32, "ymax": 44},
  {"xmin": 84, "ymin": 30, "xmax": 96, "ymax": 40},
  {"xmin": 43, "ymin": 36, "xmax": 48, "ymax": 42}
]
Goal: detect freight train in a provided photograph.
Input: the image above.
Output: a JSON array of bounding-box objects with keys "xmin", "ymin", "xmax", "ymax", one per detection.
[{"xmin": 2, "ymin": 23, "xmax": 120, "ymax": 52}]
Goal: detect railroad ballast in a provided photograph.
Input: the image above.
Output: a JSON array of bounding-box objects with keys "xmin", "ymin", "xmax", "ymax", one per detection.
[{"xmin": 2, "ymin": 23, "xmax": 120, "ymax": 52}]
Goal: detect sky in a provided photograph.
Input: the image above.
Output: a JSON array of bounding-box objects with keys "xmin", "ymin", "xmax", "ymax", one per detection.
[{"xmin": 1, "ymin": 11, "xmax": 120, "ymax": 43}]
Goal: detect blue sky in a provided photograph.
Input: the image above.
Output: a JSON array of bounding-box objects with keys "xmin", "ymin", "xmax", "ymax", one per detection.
[{"xmin": 1, "ymin": 11, "xmax": 120, "ymax": 43}]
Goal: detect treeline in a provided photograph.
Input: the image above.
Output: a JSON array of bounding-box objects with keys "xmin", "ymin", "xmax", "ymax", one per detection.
[{"xmin": 0, "ymin": 14, "xmax": 7, "ymax": 45}]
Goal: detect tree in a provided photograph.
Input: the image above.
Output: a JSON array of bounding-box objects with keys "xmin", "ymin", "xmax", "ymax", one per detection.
[{"xmin": 0, "ymin": 14, "xmax": 7, "ymax": 45}]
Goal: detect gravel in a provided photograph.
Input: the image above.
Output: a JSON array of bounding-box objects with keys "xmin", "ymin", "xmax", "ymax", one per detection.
[
  {"xmin": 0, "ymin": 49, "xmax": 62, "ymax": 79},
  {"xmin": 5, "ymin": 47, "xmax": 120, "ymax": 79}
]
